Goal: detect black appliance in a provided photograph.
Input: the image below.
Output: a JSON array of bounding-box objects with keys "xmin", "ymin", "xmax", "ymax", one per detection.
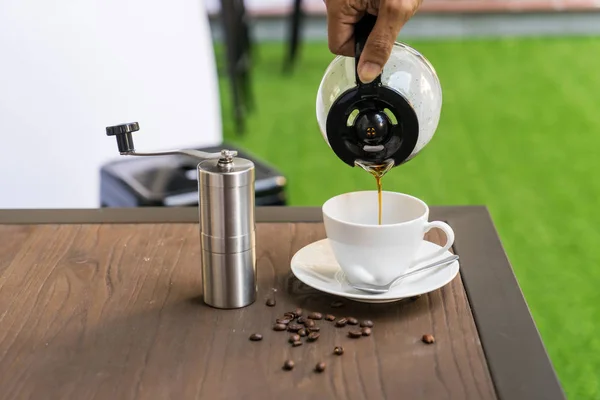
[{"xmin": 100, "ymin": 144, "xmax": 287, "ymax": 207}]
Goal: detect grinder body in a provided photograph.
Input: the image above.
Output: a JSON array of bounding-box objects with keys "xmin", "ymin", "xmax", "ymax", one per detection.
[{"xmin": 198, "ymin": 156, "xmax": 257, "ymax": 309}]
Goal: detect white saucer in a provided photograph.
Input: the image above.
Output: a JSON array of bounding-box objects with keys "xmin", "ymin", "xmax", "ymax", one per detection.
[{"xmin": 290, "ymin": 238, "xmax": 460, "ymax": 303}]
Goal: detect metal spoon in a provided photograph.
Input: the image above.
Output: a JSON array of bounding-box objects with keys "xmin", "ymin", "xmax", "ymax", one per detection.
[{"xmin": 349, "ymin": 255, "xmax": 459, "ymax": 294}]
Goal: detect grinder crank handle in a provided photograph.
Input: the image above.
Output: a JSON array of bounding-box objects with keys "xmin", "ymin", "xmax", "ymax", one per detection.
[
  {"xmin": 105, "ymin": 122, "xmax": 236, "ymax": 161},
  {"xmin": 354, "ymin": 13, "xmax": 382, "ymax": 87}
]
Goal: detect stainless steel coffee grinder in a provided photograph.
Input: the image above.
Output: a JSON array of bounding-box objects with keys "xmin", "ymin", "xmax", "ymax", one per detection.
[{"xmin": 105, "ymin": 122, "xmax": 256, "ymax": 309}]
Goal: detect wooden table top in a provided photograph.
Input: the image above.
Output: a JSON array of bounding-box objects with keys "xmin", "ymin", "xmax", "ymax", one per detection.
[{"xmin": 0, "ymin": 206, "xmax": 564, "ymax": 400}]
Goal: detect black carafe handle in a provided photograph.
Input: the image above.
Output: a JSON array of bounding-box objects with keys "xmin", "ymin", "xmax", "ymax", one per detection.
[{"xmin": 354, "ymin": 13, "xmax": 381, "ymax": 87}]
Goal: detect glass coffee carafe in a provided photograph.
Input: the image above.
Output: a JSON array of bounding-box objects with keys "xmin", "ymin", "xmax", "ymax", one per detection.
[{"xmin": 316, "ymin": 13, "xmax": 443, "ymax": 173}]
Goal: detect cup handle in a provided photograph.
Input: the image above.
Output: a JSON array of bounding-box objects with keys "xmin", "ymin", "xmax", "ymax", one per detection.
[{"xmin": 409, "ymin": 221, "xmax": 455, "ymax": 270}]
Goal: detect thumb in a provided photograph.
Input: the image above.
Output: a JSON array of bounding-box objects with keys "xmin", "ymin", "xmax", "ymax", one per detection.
[{"xmin": 357, "ymin": 5, "xmax": 407, "ymax": 83}]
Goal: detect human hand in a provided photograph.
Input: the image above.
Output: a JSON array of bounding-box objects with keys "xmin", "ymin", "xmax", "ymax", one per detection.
[{"xmin": 325, "ymin": 0, "xmax": 422, "ymax": 83}]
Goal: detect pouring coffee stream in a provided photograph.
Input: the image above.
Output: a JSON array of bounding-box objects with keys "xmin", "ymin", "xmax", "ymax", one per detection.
[
  {"xmin": 317, "ymin": 13, "xmax": 443, "ymax": 225},
  {"xmin": 354, "ymin": 159, "xmax": 395, "ymax": 225}
]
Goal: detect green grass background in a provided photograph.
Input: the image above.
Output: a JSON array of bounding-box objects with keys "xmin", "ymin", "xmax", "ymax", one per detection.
[{"xmin": 216, "ymin": 37, "xmax": 600, "ymax": 399}]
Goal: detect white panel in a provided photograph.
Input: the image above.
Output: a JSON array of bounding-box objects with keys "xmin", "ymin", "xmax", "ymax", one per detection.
[{"xmin": 0, "ymin": 0, "xmax": 222, "ymax": 208}]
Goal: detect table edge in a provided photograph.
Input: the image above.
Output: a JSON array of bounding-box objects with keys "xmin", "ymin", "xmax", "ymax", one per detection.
[
  {"xmin": 0, "ymin": 207, "xmax": 321, "ymax": 224},
  {"xmin": 0, "ymin": 206, "xmax": 565, "ymax": 399},
  {"xmin": 433, "ymin": 206, "xmax": 566, "ymax": 400}
]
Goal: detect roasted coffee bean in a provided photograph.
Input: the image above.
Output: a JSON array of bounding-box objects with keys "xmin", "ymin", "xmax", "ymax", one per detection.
[
  {"xmin": 335, "ymin": 318, "xmax": 347, "ymax": 327},
  {"xmin": 298, "ymin": 328, "xmax": 307, "ymax": 337},
  {"xmin": 307, "ymin": 332, "xmax": 320, "ymax": 342},
  {"xmin": 422, "ymin": 334, "xmax": 435, "ymax": 344},
  {"xmin": 308, "ymin": 312, "xmax": 323, "ymax": 320},
  {"xmin": 325, "ymin": 314, "xmax": 336, "ymax": 321},
  {"xmin": 308, "ymin": 326, "xmax": 320, "ymax": 333},
  {"xmin": 297, "ymin": 316, "xmax": 307, "ymax": 325},
  {"xmin": 348, "ymin": 330, "xmax": 362, "ymax": 338},
  {"xmin": 361, "ymin": 327, "xmax": 372, "ymax": 336},
  {"xmin": 289, "ymin": 334, "xmax": 300, "ymax": 343},
  {"xmin": 283, "ymin": 360, "xmax": 295, "ymax": 370},
  {"xmin": 249, "ymin": 333, "xmax": 263, "ymax": 341},
  {"xmin": 304, "ymin": 319, "xmax": 316, "ymax": 328},
  {"xmin": 333, "ymin": 346, "xmax": 344, "ymax": 355},
  {"xmin": 284, "ymin": 312, "xmax": 296, "ymax": 320},
  {"xmin": 315, "ymin": 362, "xmax": 326, "ymax": 372},
  {"xmin": 292, "ymin": 340, "xmax": 303, "ymax": 347},
  {"xmin": 360, "ymin": 320, "xmax": 374, "ymax": 328},
  {"xmin": 347, "ymin": 317, "xmax": 358, "ymax": 325},
  {"xmin": 330, "ymin": 300, "xmax": 344, "ymax": 308},
  {"xmin": 276, "ymin": 318, "xmax": 291, "ymax": 325},
  {"xmin": 266, "ymin": 298, "xmax": 276, "ymax": 307},
  {"xmin": 287, "ymin": 323, "xmax": 302, "ymax": 332},
  {"xmin": 294, "ymin": 308, "xmax": 303, "ymax": 317},
  {"xmin": 273, "ymin": 323, "xmax": 287, "ymax": 331}
]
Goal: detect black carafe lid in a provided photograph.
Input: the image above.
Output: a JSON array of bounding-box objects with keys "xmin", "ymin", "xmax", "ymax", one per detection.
[{"xmin": 325, "ymin": 14, "xmax": 419, "ymax": 167}]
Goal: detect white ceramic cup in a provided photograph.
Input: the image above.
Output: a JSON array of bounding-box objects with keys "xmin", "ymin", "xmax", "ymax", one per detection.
[{"xmin": 322, "ymin": 191, "xmax": 455, "ymax": 286}]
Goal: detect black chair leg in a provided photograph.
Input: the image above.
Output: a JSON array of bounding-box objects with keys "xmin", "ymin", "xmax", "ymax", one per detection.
[
  {"xmin": 240, "ymin": 59, "xmax": 254, "ymax": 114},
  {"xmin": 221, "ymin": 0, "xmax": 246, "ymax": 133},
  {"xmin": 284, "ymin": 0, "xmax": 303, "ymax": 73},
  {"xmin": 238, "ymin": 0, "xmax": 255, "ymax": 113}
]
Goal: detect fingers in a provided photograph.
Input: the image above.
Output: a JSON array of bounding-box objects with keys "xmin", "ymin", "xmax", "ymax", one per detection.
[
  {"xmin": 325, "ymin": 0, "xmax": 361, "ymax": 57},
  {"xmin": 357, "ymin": 0, "xmax": 416, "ymax": 83}
]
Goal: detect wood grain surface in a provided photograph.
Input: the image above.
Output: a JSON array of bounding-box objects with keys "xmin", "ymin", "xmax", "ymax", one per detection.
[{"xmin": 0, "ymin": 222, "xmax": 496, "ymax": 400}]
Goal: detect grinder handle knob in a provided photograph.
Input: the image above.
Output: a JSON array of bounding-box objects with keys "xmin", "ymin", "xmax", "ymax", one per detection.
[
  {"xmin": 106, "ymin": 122, "xmax": 139, "ymax": 136},
  {"xmin": 105, "ymin": 122, "xmax": 139, "ymax": 153}
]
